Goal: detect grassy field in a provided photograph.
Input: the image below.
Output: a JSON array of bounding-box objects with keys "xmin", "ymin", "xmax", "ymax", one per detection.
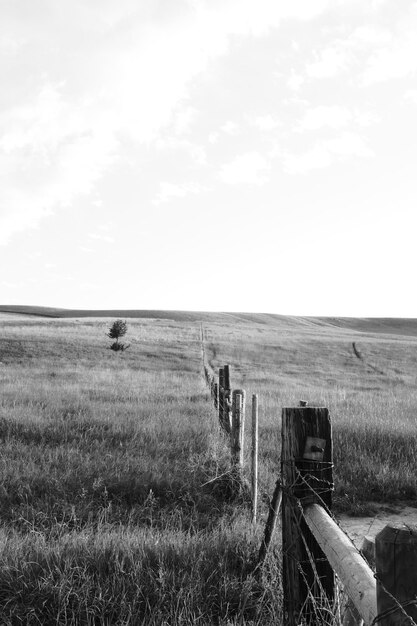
[{"xmin": 0, "ymin": 309, "xmax": 416, "ymax": 624}]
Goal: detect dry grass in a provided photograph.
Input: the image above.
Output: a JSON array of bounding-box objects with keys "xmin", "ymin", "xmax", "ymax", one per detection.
[
  {"xmin": 0, "ymin": 311, "xmax": 416, "ymax": 623},
  {"xmin": 204, "ymin": 319, "xmax": 417, "ymax": 512},
  {"xmin": 0, "ymin": 315, "xmax": 282, "ymax": 624}
]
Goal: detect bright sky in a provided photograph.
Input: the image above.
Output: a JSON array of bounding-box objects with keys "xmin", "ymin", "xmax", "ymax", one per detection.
[{"xmin": 1, "ymin": 0, "xmax": 417, "ymax": 316}]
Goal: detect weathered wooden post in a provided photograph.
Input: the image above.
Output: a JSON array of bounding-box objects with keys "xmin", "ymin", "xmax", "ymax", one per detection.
[
  {"xmin": 213, "ymin": 382, "xmax": 219, "ymax": 410},
  {"xmin": 224, "ymin": 389, "xmax": 232, "ymax": 433},
  {"xmin": 251, "ymin": 394, "xmax": 259, "ymax": 524},
  {"xmin": 223, "ymin": 365, "xmax": 232, "ymax": 433},
  {"xmin": 231, "ymin": 390, "xmax": 245, "ymax": 472},
  {"xmin": 218, "ymin": 366, "xmax": 232, "ymax": 433},
  {"xmin": 218, "ymin": 367, "xmax": 225, "ymax": 431},
  {"xmin": 375, "ymin": 524, "xmax": 417, "ymax": 625},
  {"xmin": 223, "ymin": 364, "xmax": 230, "ymax": 390},
  {"xmin": 281, "ymin": 406, "xmax": 334, "ymax": 625}
]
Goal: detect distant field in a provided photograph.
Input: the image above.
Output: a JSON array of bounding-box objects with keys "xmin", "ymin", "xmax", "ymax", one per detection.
[
  {"xmin": 0, "ymin": 309, "xmax": 416, "ymax": 623},
  {"xmin": 3, "ymin": 304, "xmax": 417, "ymax": 337}
]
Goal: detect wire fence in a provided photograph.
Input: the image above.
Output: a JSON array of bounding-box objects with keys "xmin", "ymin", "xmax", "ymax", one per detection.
[{"xmin": 199, "ymin": 323, "xmax": 417, "ymax": 626}]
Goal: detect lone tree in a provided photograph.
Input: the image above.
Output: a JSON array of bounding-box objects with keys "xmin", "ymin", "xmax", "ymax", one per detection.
[{"xmin": 107, "ymin": 319, "xmax": 129, "ymax": 351}]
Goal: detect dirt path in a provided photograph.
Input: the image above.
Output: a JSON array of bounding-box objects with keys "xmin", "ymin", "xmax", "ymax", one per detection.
[{"xmin": 338, "ymin": 505, "xmax": 417, "ymax": 548}]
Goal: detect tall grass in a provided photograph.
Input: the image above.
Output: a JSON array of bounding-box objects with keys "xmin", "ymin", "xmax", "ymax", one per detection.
[
  {"xmin": 0, "ymin": 316, "xmax": 283, "ymax": 624},
  {"xmin": 0, "ymin": 313, "xmax": 416, "ymax": 622},
  {"xmin": 205, "ymin": 320, "xmax": 417, "ymax": 510}
]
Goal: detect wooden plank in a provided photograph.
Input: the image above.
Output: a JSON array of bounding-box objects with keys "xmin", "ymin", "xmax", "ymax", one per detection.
[
  {"xmin": 281, "ymin": 407, "xmax": 334, "ymax": 625},
  {"xmin": 375, "ymin": 523, "xmax": 417, "ymax": 625},
  {"xmin": 304, "ymin": 503, "xmax": 377, "ymax": 625}
]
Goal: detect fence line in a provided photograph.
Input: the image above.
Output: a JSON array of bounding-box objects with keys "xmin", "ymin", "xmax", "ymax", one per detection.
[{"xmin": 199, "ymin": 328, "xmax": 417, "ymax": 625}]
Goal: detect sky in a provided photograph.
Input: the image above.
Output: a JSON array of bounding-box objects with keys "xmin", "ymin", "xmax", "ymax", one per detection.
[{"xmin": 1, "ymin": 0, "xmax": 417, "ymax": 317}]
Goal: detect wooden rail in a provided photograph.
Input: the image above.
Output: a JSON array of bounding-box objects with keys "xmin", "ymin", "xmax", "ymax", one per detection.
[
  {"xmin": 201, "ymin": 331, "xmax": 417, "ymax": 626},
  {"xmin": 200, "ymin": 329, "xmax": 417, "ymax": 625},
  {"xmin": 303, "ymin": 503, "xmax": 376, "ymax": 624},
  {"xmin": 282, "ymin": 406, "xmax": 417, "ymax": 626}
]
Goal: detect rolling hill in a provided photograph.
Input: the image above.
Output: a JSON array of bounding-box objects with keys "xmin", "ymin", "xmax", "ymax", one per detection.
[{"xmin": 1, "ymin": 305, "xmax": 417, "ymax": 337}]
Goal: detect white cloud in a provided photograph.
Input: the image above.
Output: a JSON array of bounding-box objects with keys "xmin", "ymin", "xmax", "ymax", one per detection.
[
  {"xmin": 251, "ymin": 115, "xmax": 282, "ymax": 131},
  {"xmin": 155, "ymin": 137, "xmax": 207, "ymax": 165},
  {"xmin": 287, "ymin": 72, "xmax": 305, "ymax": 91},
  {"xmin": 1, "ymin": 0, "xmax": 333, "ymax": 244},
  {"xmin": 221, "ymin": 120, "xmax": 240, "ymax": 135},
  {"xmin": 283, "ymin": 131, "xmax": 374, "ymax": 174},
  {"xmin": 219, "ymin": 152, "xmax": 271, "ymax": 185},
  {"xmin": 297, "ymin": 105, "xmax": 380, "ymax": 132},
  {"xmin": 153, "ymin": 181, "xmax": 206, "ymax": 205},
  {"xmin": 354, "ymin": 110, "xmax": 381, "ymax": 126},
  {"xmin": 172, "ymin": 106, "xmax": 198, "ymax": 135},
  {"xmin": 361, "ymin": 8, "xmax": 417, "ymax": 84},
  {"xmin": 326, "ymin": 132, "xmax": 374, "ymax": 157},
  {"xmin": 350, "ymin": 25, "xmax": 392, "ymax": 46},
  {"xmin": 88, "ymin": 233, "xmax": 115, "ymax": 243},
  {"xmin": 283, "ymin": 145, "xmax": 332, "ymax": 174},
  {"xmin": 298, "ymin": 106, "xmax": 352, "ymax": 130},
  {"xmin": 306, "ymin": 23, "xmax": 392, "ymax": 81},
  {"xmin": 306, "ymin": 46, "xmax": 351, "ymax": 79},
  {"xmin": 208, "ymin": 132, "xmax": 219, "ymax": 144},
  {"xmin": 404, "ymin": 89, "xmax": 417, "ymax": 104},
  {"xmin": 0, "ymin": 0, "xmax": 369, "ymax": 244}
]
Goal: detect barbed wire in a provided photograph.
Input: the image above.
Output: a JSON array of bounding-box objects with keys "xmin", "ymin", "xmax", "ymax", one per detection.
[{"xmin": 200, "ymin": 328, "xmax": 417, "ymax": 625}]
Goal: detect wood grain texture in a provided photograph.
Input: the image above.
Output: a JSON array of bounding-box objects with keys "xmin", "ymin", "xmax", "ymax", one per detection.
[
  {"xmin": 304, "ymin": 504, "xmax": 376, "ymax": 625},
  {"xmin": 376, "ymin": 524, "xmax": 417, "ymax": 625},
  {"xmin": 281, "ymin": 407, "xmax": 334, "ymax": 625}
]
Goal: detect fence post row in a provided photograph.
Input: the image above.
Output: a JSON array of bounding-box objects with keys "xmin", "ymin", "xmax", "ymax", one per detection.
[
  {"xmin": 201, "ymin": 348, "xmax": 417, "ymax": 626},
  {"xmin": 281, "ymin": 406, "xmax": 334, "ymax": 625}
]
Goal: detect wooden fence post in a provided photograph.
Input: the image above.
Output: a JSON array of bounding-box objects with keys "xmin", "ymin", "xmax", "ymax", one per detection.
[
  {"xmin": 281, "ymin": 407, "xmax": 334, "ymax": 625},
  {"xmin": 224, "ymin": 364, "xmax": 230, "ymax": 390},
  {"xmin": 218, "ymin": 366, "xmax": 232, "ymax": 434},
  {"xmin": 252, "ymin": 394, "xmax": 258, "ymax": 524},
  {"xmin": 219, "ymin": 368, "xmax": 225, "ymax": 431},
  {"xmin": 375, "ymin": 524, "xmax": 417, "ymax": 625},
  {"xmin": 231, "ymin": 390, "xmax": 245, "ymax": 472},
  {"xmin": 213, "ymin": 383, "xmax": 219, "ymax": 410},
  {"xmin": 219, "ymin": 367, "xmax": 225, "ymax": 393}
]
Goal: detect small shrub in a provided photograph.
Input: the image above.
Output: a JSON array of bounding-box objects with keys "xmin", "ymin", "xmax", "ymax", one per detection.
[
  {"xmin": 110, "ymin": 341, "xmax": 128, "ymax": 352},
  {"xmin": 107, "ymin": 320, "xmax": 129, "ymax": 351}
]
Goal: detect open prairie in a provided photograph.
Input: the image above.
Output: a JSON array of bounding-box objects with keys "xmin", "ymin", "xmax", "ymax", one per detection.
[{"xmin": 0, "ymin": 309, "xmax": 416, "ymax": 624}]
